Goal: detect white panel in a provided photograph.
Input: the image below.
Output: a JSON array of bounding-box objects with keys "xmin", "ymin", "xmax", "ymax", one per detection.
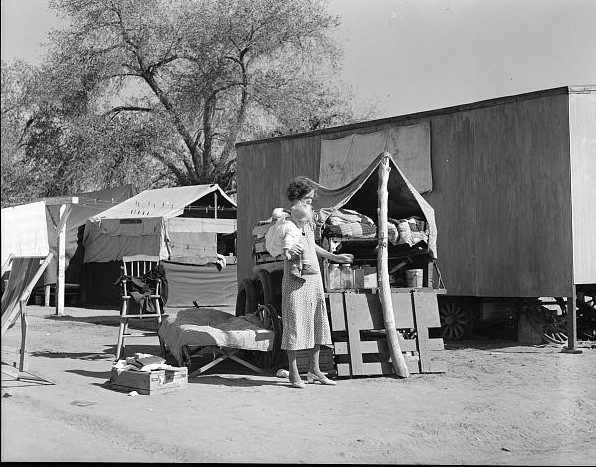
[{"xmin": 569, "ymin": 90, "xmax": 596, "ymax": 284}]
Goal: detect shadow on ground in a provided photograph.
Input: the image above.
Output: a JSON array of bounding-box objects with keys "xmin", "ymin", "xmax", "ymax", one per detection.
[
  {"xmin": 65, "ymin": 369, "xmax": 112, "ymax": 380},
  {"xmin": 188, "ymin": 375, "xmax": 286, "ymax": 388},
  {"xmin": 44, "ymin": 314, "xmax": 121, "ymax": 327},
  {"xmin": 29, "ymin": 350, "xmax": 114, "ymax": 361}
]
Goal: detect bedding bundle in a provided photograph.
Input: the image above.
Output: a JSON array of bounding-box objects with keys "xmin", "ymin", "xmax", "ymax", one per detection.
[{"xmin": 319, "ymin": 208, "xmax": 429, "ymax": 248}]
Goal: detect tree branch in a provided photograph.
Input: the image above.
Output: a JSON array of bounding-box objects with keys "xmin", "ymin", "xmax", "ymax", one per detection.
[{"xmin": 103, "ymin": 106, "xmax": 153, "ymax": 116}]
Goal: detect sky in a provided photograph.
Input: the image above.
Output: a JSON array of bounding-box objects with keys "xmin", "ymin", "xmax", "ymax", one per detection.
[{"xmin": 1, "ymin": 0, "xmax": 595, "ymax": 118}]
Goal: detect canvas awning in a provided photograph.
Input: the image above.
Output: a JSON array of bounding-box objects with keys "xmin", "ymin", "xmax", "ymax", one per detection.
[
  {"xmin": 309, "ymin": 152, "xmax": 438, "ymax": 258},
  {"xmin": 92, "ymin": 184, "xmax": 236, "ymax": 220},
  {"xmin": 83, "ymin": 184, "xmax": 237, "ymax": 264}
]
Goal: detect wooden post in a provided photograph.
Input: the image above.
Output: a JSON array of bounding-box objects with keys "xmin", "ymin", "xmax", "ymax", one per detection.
[
  {"xmin": 42, "ymin": 197, "xmax": 77, "ymax": 315},
  {"xmin": 44, "ymin": 284, "xmax": 51, "ymax": 307},
  {"xmin": 19, "ymin": 301, "xmax": 29, "ymax": 372},
  {"xmin": 214, "ymin": 191, "xmax": 218, "ymax": 219},
  {"xmin": 562, "ymin": 288, "xmax": 582, "ymax": 353},
  {"xmin": 55, "ymin": 204, "xmax": 71, "ymax": 316},
  {"xmin": 377, "ymin": 153, "xmax": 409, "ymax": 378}
]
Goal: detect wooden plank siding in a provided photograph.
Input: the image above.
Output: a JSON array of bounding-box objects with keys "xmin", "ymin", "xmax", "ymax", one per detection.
[
  {"xmin": 422, "ymin": 113, "xmax": 477, "ymax": 296},
  {"xmin": 237, "ymin": 86, "xmax": 594, "ymax": 298},
  {"xmin": 469, "ymin": 94, "xmax": 573, "ymax": 297},
  {"xmin": 569, "ymin": 89, "xmax": 596, "ymax": 285}
]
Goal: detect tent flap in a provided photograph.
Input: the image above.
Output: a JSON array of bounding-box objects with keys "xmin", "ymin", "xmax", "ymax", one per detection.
[
  {"xmin": 83, "ymin": 218, "xmax": 167, "ymax": 263},
  {"xmin": 310, "ymin": 152, "xmax": 437, "ymax": 258}
]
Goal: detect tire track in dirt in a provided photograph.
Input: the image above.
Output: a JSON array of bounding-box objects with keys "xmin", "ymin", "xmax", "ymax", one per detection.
[{"xmin": 3, "ymin": 392, "xmax": 220, "ymax": 462}]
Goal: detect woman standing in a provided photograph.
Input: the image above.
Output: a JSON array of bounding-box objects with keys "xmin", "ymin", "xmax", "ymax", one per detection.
[{"xmin": 281, "ymin": 176, "xmax": 353, "ymax": 388}]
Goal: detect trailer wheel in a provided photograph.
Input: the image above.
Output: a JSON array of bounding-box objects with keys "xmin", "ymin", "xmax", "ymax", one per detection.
[
  {"xmin": 254, "ymin": 269, "xmax": 274, "ymax": 305},
  {"xmin": 251, "ymin": 304, "xmax": 284, "ymax": 370},
  {"xmin": 254, "ymin": 269, "xmax": 283, "ymax": 316},
  {"xmin": 236, "ymin": 278, "xmax": 257, "ymax": 317},
  {"xmin": 439, "ymin": 300, "xmax": 469, "ymax": 340}
]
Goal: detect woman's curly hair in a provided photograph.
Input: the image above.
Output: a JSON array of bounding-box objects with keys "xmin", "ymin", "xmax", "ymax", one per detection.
[{"xmin": 286, "ymin": 176, "xmax": 316, "ymax": 202}]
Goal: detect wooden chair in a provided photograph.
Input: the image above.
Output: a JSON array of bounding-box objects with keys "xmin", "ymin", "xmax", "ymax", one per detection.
[
  {"xmin": 115, "ymin": 255, "xmax": 167, "ymax": 361},
  {"xmin": 1, "ymin": 254, "xmax": 54, "ymax": 385}
]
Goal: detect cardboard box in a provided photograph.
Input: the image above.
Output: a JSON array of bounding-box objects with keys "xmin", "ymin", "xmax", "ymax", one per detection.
[{"xmin": 110, "ymin": 366, "xmax": 188, "ymax": 395}]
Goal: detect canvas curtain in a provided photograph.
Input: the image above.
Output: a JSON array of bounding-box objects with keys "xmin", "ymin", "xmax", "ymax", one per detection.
[
  {"xmin": 83, "ymin": 217, "xmax": 169, "ymax": 263},
  {"xmin": 319, "ymin": 123, "xmax": 432, "ymax": 193}
]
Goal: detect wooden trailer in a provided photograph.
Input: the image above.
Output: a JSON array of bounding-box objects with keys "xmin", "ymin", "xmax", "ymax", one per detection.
[
  {"xmin": 237, "ymin": 153, "xmax": 447, "ymax": 377},
  {"xmin": 236, "ymin": 86, "xmax": 595, "ymax": 351}
]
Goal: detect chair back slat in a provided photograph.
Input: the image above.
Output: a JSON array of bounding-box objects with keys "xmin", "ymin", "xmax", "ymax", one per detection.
[{"xmin": 122, "ymin": 255, "xmax": 159, "ymax": 278}]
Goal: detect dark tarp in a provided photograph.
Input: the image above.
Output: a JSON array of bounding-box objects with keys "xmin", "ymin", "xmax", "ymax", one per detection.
[
  {"xmin": 308, "ymin": 152, "xmax": 437, "ymax": 258},
  {"xmin": 162, "ymin": 261, "xmax": 237, "ymax": 308},
  {"xmin": 81, "ymin": 261, "xmax": 237, "ymax": 308},
  {"xmin": 80, "ymin": 260, "xmax": 122, "ymax": 306}
]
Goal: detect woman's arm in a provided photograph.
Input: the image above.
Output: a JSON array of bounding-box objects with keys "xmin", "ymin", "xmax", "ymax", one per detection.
[{"xmin": 314, "ymin": 244, "xmax": 353, "ymax": 263}]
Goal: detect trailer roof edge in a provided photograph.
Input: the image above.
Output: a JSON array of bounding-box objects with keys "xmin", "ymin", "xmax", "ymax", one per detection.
[{"xmin": 236, "ymin": 85, "xmax": 594, "ymax": 148}]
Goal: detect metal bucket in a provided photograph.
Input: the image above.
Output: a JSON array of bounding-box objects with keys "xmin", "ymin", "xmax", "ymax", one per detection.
[{"xmin": 405, "ymin": 269, "xmax": 423, "ymax": 287}]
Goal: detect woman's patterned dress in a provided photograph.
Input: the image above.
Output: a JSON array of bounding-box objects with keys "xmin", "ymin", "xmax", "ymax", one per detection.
[{"xmin": 280, "ymin": 222, "xmax": 332, "ymax": 350}]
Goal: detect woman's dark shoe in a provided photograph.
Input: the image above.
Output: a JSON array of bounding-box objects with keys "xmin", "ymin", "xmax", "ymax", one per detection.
[{"xmin": 306, "ymin": 372, "xmax": 336, "ymax": 385}]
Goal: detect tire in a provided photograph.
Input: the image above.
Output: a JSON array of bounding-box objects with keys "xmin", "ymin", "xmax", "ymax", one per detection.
[
  {"xmin": 439, "ymin": 299, "xmax": 470, "ymax": 340},
  {"xmin": 255, "ymin": 269, "xmax": 283, "ymax": 317},
  {"xmin": 255, "ymin": 269, "xmax": 274, "ymax": 306},
  {"xmin": 251, "ymin": 303, "xmax": 283, "ymax": 370},
  {"xmin": 236, "ymin": 278, "xmax": 257, "ymax": 317}
]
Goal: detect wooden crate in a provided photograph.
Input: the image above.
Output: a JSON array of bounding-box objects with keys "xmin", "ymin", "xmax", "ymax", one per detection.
[
  {"xmin": 328, "ymin": 290, "xmax": 446, "ymax": 377},
  {"xmin": 295, "ymin": 346, "xmax": 334, "ymax": 374},
  {"xmin": 110, "ymin": 367, "xmax": 188, "ymax": 395}
]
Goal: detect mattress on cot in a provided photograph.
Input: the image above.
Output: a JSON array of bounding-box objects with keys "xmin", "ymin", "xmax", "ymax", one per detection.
[{"xmin": 158, "ymin": 308, "xmax": 274, "ymax": 364}]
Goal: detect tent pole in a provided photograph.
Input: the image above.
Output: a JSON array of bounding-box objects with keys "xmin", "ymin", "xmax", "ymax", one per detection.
[
  {"xmin": 55, "ymin": 204, "xmax": 73, "ymax": 316},
  {"xmin": 214, "ymin": 192, "xmax": 218, "ymax": 219},
  {"xmin": 44, "ymin": 285, "xmax": 51, "ymax": 307},
  {"xmin": 377, "ymin": 153, "xmax": 410, "ymax": 378}
]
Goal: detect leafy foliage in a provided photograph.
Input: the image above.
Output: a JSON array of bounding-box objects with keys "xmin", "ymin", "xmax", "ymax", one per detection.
[{"xmin": 2, "ymin": 0, "xmax": 373, "ymax": 206}]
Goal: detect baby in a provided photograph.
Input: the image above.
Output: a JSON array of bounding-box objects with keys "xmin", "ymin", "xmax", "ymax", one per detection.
[{"xmin": 265, "ymin": 204, "xmax": 319, "ymax": 279}]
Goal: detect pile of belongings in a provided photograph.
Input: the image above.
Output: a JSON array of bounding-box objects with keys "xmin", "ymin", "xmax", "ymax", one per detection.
[
  {"xmin": 252, "ymin": 208, "xmax": 431, "ymax": 256},
  {"xmin": 112, "ymin": 352, "xmax": 178, "ymax": 375},
  {"xmin": 113, "ymin": 264, "xmax": 168, "ymax": 313},
  {"xmin": 321, "ymin": 209, "xmax": 376, "ymax": 238},
  {"xmin": 388, "ymin": 216, "xmax": 429, "ymax": 248},
  {"xmin": 316, "ymin": 208, "xmax": 430, "ymax": 248}
]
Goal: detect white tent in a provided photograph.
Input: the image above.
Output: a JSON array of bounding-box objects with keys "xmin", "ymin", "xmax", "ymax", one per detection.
[
  {"xmin": 81, "ymin": 184, "xmax": 237, "ymax": 307},
  {"xmin": 83, "ymin": 184, "xmax": 236, "ymax": 264},
  {"xmin": 1, "ymin": 201, "xmax": 50, "ymax": 267}
]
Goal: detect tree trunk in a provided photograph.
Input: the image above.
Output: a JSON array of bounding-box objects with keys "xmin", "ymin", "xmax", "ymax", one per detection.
[
  {"xmin": 143, "ymin": 72, "xmax": 202, "ymax": 181},
  {"xmin": 377, "ymin": 153, "xmax": 410, "ymax": 378}
]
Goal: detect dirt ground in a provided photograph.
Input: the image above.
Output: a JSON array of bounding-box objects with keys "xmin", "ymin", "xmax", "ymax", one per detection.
[{"xmin": 2, "ymin": 304, "xmax": 595, "ymax": 464}]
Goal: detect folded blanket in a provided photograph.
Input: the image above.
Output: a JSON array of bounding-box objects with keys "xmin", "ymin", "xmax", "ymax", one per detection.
[
  {"xmin": 326, "ymin": 208, "xmax": 375, "ymax": 226},
  {"xmin": 326, "ymin": 222, "xmax": 377, "ymax": 238},
  {"xmin": 388, "ymin": 217, "xmax": 429, "ymax": 247},
  {"xmin": 158, "ymin": 308, "xmax": 274, "ymax": 364}
]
